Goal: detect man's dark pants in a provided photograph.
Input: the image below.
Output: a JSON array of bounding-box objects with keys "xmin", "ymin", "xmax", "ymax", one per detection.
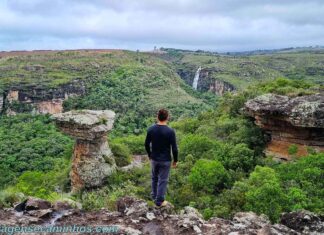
[{"xmin": 150, "ymin": 160, "xmax": 171, "ymax": 206}]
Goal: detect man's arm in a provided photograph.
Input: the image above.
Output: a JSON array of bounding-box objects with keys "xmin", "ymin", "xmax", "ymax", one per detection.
[
  {"xmin": 171, "ymin": 130, "xmax": 178, "ymax": 163},
  {"xmin": 145, "ymin": 130, "xmax": 152, "ymax": 159}
]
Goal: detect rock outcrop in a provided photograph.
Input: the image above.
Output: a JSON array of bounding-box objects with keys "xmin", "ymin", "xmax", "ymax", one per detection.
[
  {"xmin": 245, "ymin": 93, "xmax": 324, "ymax": 160},
  {"xmin": 0, "ymin": 95, "xmax": 3, "ymax": 113},
  {"xmin": 0, "ymin": 196, "xmax": 323, "ymax": 234},
  {"xmin": 209, "ymin": 79, "xmax": 236, "ymax": 96},
  {"xmin": 52, "ymin": 110, "xmax": 116, "ymax": 192},
  {"xmin": 1, "ymin": 80, "xmax": 86, "ymax": 115}
]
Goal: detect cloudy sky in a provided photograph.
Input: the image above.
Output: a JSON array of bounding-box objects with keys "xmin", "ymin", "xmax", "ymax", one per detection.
[{"xmin": 0, "ymin": 0, "xmax": 323, "ymax": 52}]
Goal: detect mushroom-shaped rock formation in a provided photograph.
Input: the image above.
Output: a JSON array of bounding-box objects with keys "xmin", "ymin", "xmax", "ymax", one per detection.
[
  {"xmin": 245, "ymin": 93, "xmax": 324, "ymax": 160},
  {"xmin": 52, "ymin": 110, "xmax": 116, "ymax": 192}
]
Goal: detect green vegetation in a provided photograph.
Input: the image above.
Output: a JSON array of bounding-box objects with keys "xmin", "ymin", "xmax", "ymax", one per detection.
[
  {"xmin": 189, "ymin": 159, "xmax": 229, "ymax": 193},
  {"xmin": 110, "ymin": 142, "xmax": 132, "ymax": 167},
  {"xmin": 0, "ymin": 114, "xmax": 73, "ymax": 189}
]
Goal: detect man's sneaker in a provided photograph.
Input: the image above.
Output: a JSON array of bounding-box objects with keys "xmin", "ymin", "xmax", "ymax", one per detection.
[{"xmin": 156, "ymin": 200, "xmax": 169, "ymax": 208}]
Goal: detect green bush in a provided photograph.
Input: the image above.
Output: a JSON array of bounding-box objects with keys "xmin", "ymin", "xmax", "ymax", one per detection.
[
  {"xmin": 13, "ymin": 171, "xmax": 60, "ymax": 200},
  {"xmin": 213, "ymin": 143, "xmax": 256, "ymax": 172},
  {"xmin": 189, "ymin": 159, "xmax": 229, "ymax": 193},
  {"xmin": 245, "ymin": 182, "xmax": 286, "ymax": 223},
  {"xmin": 275, "ymin": 153, "xmax": 324, "ymax": 213},
  {"xmin": 171, "ymin": 118, "xmax": 200, "ymax": 134},
  {"xmin": 11, "ymin": 160, "xmax": 70, "ymax": 201},
  {"xmin": 0, "ymin": 190, "xmax": 25, "ymax": 209},
  {"xmin": 288, "ymin": 144, "xmax": 298, "ymax": 156},
  {"xmin": 244, "ymin": 166, "xmax": 287, "ymax": 223},
  {"xmin": 110, "ymin": 142, "xmax": 132, "ymax": 167},
  {"xmin": 111, "ymin": 135, "xmax": 146, "ymax": 155},
  {"xmin": 179, "ymin": 134, "xmax": 219, "ymax": 161},
  {"xmin": 81, "ymin": 181, "xmax": 140, "ymax": 211}
]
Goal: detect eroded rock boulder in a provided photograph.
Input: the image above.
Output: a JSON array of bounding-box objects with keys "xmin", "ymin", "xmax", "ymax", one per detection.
[
  {"xmin": 280, "ymin": 210, "xmax": 324, "ymax": 234},
  {"xmin": 245, "ymin": 93, "xmax": 324, "ymax": 160},
  {"xmin": 52, "ymin": 110, "xmax": 116, "ymax": 192}
]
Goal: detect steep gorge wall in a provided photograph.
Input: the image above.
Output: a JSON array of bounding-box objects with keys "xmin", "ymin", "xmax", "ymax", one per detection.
[
  {"xmin": 208, "ymin": 79, "xmax": 236, "ymax": 96},
  {"xmin": 0, "ymin": 80, "xmax": 86, "ymax": 115},
  {"xmin": 177, "ymin": 67, "xmax": 236, "ymax": 95}
]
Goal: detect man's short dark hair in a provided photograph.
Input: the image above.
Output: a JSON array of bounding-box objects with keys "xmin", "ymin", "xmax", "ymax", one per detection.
[{"xmin": 157, "ymin": 109, "xmax": 169, "ymax": 121}]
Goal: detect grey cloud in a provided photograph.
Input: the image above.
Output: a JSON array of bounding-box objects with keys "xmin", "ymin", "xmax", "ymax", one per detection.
[{"xmin": 0, "ymin": 0, "xmax": 324, "ymax": 52}]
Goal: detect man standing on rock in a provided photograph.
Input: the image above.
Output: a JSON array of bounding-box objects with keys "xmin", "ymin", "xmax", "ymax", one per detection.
[{"xmin": 145, "ymin": 109, "xmax": 178, "ymax": 207}]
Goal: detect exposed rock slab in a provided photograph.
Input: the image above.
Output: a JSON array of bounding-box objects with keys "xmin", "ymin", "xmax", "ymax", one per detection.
[
  {"xmin": 209, "ymin": 79, "xmax": 236, "ymax": 96},
  {"xmin": 52, "ymin": 110, "xmax": 116, "ymax": 192},
  {"xmin": 245, "ymin": 93, "xmax": 324, "ymax": 159},
  {"xmin": 1, "ymin": 197, "xmax": 323, "ymax": 234}
]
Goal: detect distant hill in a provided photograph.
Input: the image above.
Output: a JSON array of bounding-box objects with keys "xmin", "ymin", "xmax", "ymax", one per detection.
[{"xmin": 156, "ymin": 48, "xmax": 324, "ymax": 92}]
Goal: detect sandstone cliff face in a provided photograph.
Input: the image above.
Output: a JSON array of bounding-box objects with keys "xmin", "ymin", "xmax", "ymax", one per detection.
[
  {"xmin": 245, "ymin": 93, "xmax": 324, "ymax": 160},
  {"xmin": 52, "ymin": 110, "xmax": 116, "ymax": 192},
  {"xmin": 1, "ymin": 196, "xmax": 323, "ymax": 235},
  {"xmin": 209, "ymin": 79, "xmax": 236, "ymax": 96},
  {"xmin": 1, "ymin": 80, "xmax": 86, "ymax": 115}
]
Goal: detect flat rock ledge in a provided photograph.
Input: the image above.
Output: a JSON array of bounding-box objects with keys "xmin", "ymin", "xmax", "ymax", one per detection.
[{"xmin": 0, "ymin": 196, "xmax": 323, "ymax": 235}]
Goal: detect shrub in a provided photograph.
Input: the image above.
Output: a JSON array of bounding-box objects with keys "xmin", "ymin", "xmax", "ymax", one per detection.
[
  {"xmin": 213, "ymin": 143, "xmax": 255, "ymax": 172},
  {"xmin": 111, "ymin": 135, "xmax": 146, "ymax": 155},
  {"xmin": 171, "ymin": 118, "xmax": 200, "ymax": 134},
  {"xmin": 0, "ymin": 190, "xmax": 25, "ymax": 209},
  {"xmin": 189, "ymin": 159, "xmax": 229, "ymax": 193},
  {"xmin": 81, "ymin": 181, "xmax": 139, "ymax": 211},
  {"xmin": 179, "ymin": 134, "xmax": 219, "ymax": 161},
  {"xmin": 110, "ymin": 142, "xmax": 132, "ymax": 167},
  {"xmin": 244, "ymin": 166, "xmax": 287, "ymax": 223},
  {"xmin": 288, "ymin": 144, "xmax": 298, "ymax": 156},
  {"xmin": 13, "ymin": 171, "xmax": 60, "ymax": 200},
  {"xmin": 245, "ymin": 182, "xmax": 286, "ymax": 223}
]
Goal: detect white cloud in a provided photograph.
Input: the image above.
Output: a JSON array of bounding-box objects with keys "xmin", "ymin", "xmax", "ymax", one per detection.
[{"xmin": 0, "ymin": 0, "xmax": 323, "ymax": 51}]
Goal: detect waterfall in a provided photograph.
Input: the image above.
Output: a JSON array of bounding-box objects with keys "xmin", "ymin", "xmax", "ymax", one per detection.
[{"xmin": 192, "ymin": 66, "xmax": 201, "ymax": 90}]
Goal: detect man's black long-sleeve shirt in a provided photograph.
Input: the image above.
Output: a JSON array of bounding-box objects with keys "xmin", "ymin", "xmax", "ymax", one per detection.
[{"xmin": 145, "ymin": 124, "xmax": 178, "ymax": 162}]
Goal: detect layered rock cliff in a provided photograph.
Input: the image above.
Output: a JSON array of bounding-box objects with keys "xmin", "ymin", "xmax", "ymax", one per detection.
[
  {"xmin": 208, "ymin": 79, "xmax": 236, "ymax": 96},
  {"xmin": 0, "ymin": 80, "xmax": 86, "ymax": 115},
  {"xmin": 52, "ymin": 110, "xmax": 116, "ymax": 192},
  {"xmin": 245, "ymin": 93, "xmax": 324, "ymax": 160},
  {"xmin": 1, "ymin": 196, "xmax": 323, "ymax": 235}
]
